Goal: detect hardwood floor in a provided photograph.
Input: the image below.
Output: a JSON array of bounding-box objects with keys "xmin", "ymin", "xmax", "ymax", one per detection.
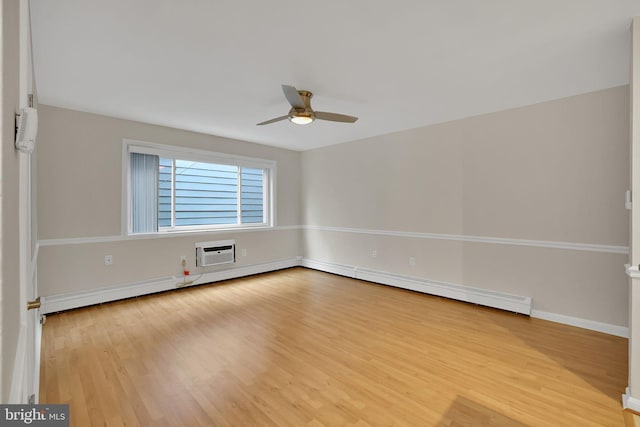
[
  {"xmin": 40, "ymin": 267, "xmax": 628, "ymax": 426},
  {"xmin": 623, "ymin": 410, "xmax": 639, "ymax": 427}
]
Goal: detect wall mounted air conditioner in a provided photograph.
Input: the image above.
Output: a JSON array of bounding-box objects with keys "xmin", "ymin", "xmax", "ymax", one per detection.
[{"xmin": 196, "ymin": 240, "xmax": 236, "ymax": 267}]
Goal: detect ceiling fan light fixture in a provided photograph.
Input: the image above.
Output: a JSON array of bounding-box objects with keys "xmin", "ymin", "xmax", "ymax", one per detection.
[
  {"xmin": 256, "ymin": 85, "xmax": 358, "ymax": 126},
  {"xmin": 290, "ymin": 115, "xmax": 314, "ymax": 125}
]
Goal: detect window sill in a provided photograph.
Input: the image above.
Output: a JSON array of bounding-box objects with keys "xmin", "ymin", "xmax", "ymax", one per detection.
[{"xmin": 127, "ymin": 225, "xmax": 276, "ymax": 240}]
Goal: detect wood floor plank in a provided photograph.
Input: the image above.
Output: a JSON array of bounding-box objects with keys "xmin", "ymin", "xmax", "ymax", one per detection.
[{"xmin": 40, "ymin": 267, "xmax": 628, "ymax": 426}]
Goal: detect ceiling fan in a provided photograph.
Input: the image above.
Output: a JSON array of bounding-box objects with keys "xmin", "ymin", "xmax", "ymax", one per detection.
[{"xmin": 257, "ymin": 85, "xmax": 358, "ymax": 126}]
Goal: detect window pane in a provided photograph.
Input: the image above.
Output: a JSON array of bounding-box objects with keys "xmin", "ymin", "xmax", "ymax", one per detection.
[
  {"xmin": 158, "ymin": 157, "xmax": 173, "ymax": 228},
  {"xmin": 173, "ymin": 160, "xmax": 238, "ymax": 226},
  {"xmin": 131, "ymin": 153, "xmax": 159, "ymax": 233},
  {"xmin": 241, "ymin": 167, "xmax": 264, "ymax": 223},
  {"xmin": 130, "ymin": 144, "xmax": 272, "ymax": 234}
]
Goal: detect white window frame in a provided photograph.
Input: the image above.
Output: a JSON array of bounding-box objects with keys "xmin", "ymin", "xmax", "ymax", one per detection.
[{"xmin": 122, "ymin": 139, "xmax": 275, "ymax": 236}]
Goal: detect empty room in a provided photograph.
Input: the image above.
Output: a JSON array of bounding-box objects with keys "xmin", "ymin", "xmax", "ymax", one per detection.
[{"xmin": 3, "ymin": 0, "xmax": 640, "ymax": 426}]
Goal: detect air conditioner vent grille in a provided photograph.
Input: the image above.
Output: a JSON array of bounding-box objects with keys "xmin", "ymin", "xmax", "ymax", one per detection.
[{"xmin": 196, "ymin": 240, "xmax": 235, "ymax": 267}]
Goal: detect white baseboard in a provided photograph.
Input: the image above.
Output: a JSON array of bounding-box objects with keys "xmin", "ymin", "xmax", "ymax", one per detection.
[
  {"xmin": 41, "ymin": 257, "xmax": 301, "ymax": 314},
  {"xmin": 531, "ymin": 309, "xmax": 628, "ymax": 338},
  {"xmin": 302, "ymin": 259, "xmax": 357, "ymax": 279},
  {"xmin": 301, "ymin": 258, "xmax": 532, "ymax": 315},
  {"xmin": 623, "ymin": 387, "xmax": 640, "ymax": 412},
  {"xmin": 41, "ymin": 256, "xmax": 629, "ymax": 339},
  {"xmin": 302, "ymin": 258, "xmax": 629, "ymax": 337},
  {"xmin": 33, "ymin": 316, "xmax": 42, "ymax": 403},
  {"xmin": 8, "ymin": 325, "xmax": 27, "ymax": 403}
]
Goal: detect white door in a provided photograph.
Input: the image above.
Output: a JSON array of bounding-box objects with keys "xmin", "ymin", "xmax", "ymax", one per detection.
[
  {"xmin": 8, "ymin": 0, "xmax": 40, "ymax": 404},
  {"xmin": 9, "ymin": 153, "xmax": 39, "ymax": 404}
]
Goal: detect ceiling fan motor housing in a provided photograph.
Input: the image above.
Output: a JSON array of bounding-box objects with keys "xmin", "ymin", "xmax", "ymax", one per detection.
[{"xmin": 289, "ymin": 108, "xmax": 315, "ymax": 119}]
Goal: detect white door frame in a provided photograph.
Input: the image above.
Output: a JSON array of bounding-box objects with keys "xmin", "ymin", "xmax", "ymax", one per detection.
[
  {"xmin": 8, "ymin": 0, "xmax": 39, "ymax": 404},
  {"xmin": 624, "ymin": 17, "xmax": 640, "ymax": 412}
]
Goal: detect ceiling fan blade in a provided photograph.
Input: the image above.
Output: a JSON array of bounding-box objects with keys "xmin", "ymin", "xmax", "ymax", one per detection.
[
  {"xmin": 256, "ymin": 115, "xmax": 289, "ymax": 126},
  {"xmin": 282, "ymin": 85, "xmax": 305, "ymax": 108},
  {"xmin": 315, "ymin": 111, "xmax": 358, "ymax": 123}
]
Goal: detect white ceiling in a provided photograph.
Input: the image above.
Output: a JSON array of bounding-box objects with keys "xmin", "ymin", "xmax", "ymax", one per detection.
[{"xmin": 30, "ymin": 0, "xmax": 640, "ymax": 151}]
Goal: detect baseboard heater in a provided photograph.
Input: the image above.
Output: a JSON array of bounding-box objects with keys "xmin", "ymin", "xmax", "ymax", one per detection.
[
  {"xmin": 196, "ymin": 240, "xmax": 236, "ymax": 267},
  {"xmin": 301, "ymin": 258, "xmax": 532, "ymax": 315}
]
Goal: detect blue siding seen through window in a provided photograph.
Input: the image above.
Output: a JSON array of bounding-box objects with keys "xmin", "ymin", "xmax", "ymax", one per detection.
[
  {"xmin": 241, "ymin": 167, "xmax": 264, "ymax": 223},
  {"xmin": 158, "ymin": 157, "xmax": 173, "ymax": 228},
  {"xmin": 155, "ymin": 158, "xmax": 264, "ymax": 229},
  {"xmin": 174, "ymin": 160, "xmax": 238, "ymax": 226}
]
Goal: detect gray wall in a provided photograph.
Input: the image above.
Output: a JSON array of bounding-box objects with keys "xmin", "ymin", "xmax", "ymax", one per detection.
[
  {"xmin": 301, "ymin": 86, "xmax": 630, "ymax": 327},
  {"xmin": 2, "ymin": 0, "xmax": 23, "ymax": 402},
  {"xmin": 36, "ymin": 105, "xmax": 302, "ymax": 296}
]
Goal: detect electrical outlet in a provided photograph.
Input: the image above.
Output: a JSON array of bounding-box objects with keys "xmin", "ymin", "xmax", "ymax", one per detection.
[
  {"xmin": 180, "ymin": 255, "xmax": 187, "ymax": 263},
  {"xmin": 104, "ymin": 255, "xmax": 113, "ymax": 266},
  {"xmin": 241, "ymin": 248, "xmax": 247, "ymax": 257},
  {"xmin": 372, "ymin": 250, "xmax": 377, "ymax": 258},
  {"xmin": 409, "ymin": 257, "xmax": 416, "ymax": 266}
]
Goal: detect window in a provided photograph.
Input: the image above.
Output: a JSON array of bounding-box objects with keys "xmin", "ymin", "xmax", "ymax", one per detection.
[{"xmin": 126, "ymin": 141, "xmax": 274, "ymax": 234}]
